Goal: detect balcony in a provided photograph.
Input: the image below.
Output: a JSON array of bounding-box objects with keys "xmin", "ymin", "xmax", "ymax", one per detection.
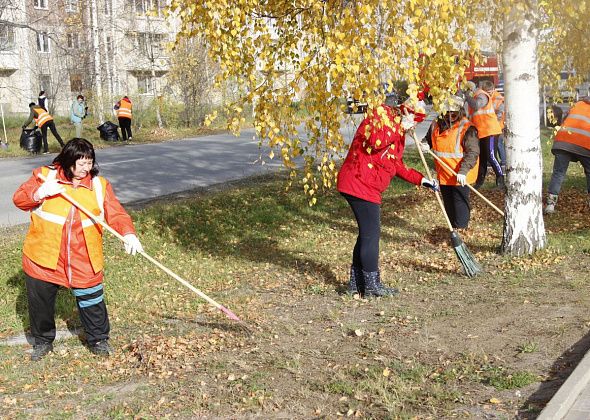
[{"xmin": 0, "ymin": 51, "xmax": 18, "ymax": 72}]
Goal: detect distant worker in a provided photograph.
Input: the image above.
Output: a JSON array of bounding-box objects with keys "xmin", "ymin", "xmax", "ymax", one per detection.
[
  {"xmin": 464, "ymin": 80, "xmax": 505, "ymax": 189},
  {"xmin": 114, "ymin": 96, "xmax": 133, "ymax": 141},
  {"xmin": 491, "ymin": 88, "xmax": 506, "ymax": 172},
  {"xmin": 421, "ymin": 95, "xmax": 480, "ymax": 229},
  {"xmin": 70, "ymin": 95, "xmax": 87, "ymax": 138},
  {"xmin": 22, "ymin": 102, "xmax": 65, "ymax": 154},
  {"xmin": 544, "ymin": 97, "xmax": 590, "ymax": 214},
  {"xmin": 38, "ymin": 90, "xmax": 48, "ymax": 111}
]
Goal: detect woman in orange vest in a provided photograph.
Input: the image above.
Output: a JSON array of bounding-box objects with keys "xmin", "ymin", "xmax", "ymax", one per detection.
[
  {"xmin": 421, "ymin": 95, "xmax": 480, "ymax": 228},
  {"xmin": 545, "ymin": 97, "xmax": 590, "ymax": 213},
  {"xmin": 22, "ymin": 102, "xmax": 65, "ymax": 153},
  {"xmin": 13, "ymin": 138, "xmax": 143, "ymax": 361},
  {"xmin": 465, "ymin": 80, "xmax": 504, "ymax": 189},
  {"xmin": 114, "ymin": 96, "xmax": 133, "ymax": 141}
]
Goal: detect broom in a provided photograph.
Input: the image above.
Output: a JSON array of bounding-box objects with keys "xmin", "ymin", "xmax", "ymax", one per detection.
[
  {"xmin": 37, "ymin": 174, "xmax": 243, "ymax": 323},
  {"xmin": 427, "ymin": 150, "xmax": 505, "ymax": 217},
  {"xmin": 407, "ymin": 127, "xmax": 483, "ymax": 277}
]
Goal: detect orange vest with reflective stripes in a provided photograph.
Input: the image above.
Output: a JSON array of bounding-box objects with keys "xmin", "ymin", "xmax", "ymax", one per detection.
[
  {"xmin": 116, "ymin": 99, "xmax": 132, "ymax": 119},
  {"xmin": 33, "ymin": 106, "xmax": 54, "ymax": 128},
  {"xmin": 432, "ymin": 118, "xmax": 479, "ymax": 186},
  {"xmin": 554, "ymin": 101, "xmax": 590, "ymax": 151},
  {"xmin": 470, "ymin": 89, "xmax": 502, "ymax": 138},
  {"xmin": 491, "ymin": 91, "xmax": 505, "ymax": 130},
  {"xmin": 23, "ymin": 167, "xmax": 107, "ymax": 273}
]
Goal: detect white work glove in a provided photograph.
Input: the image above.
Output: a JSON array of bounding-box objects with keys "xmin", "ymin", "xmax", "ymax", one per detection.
[
  {"xmin": 419, "ymin": 141, "xmax": 430, "ymax": 153},
  {"xmin": 456, "ymin": 173, "xmax": 467, "ymax": 186},
  {"xmin": 124, "ymin": 234, "xmax": 143, "ymax": 255},
  {"xmin": 421, "ymin": 177, "xmax": 440, "ymax": 192},
  {"xmin": 400, "ymin": 114, "xmax": 417, "ymax": 131},
  {"xmin": 36, "ymin": 178, "xmax": 65, "ymax": 200}
]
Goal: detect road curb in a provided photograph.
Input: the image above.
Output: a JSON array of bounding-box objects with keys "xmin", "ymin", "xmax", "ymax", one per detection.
[{"xmin": 538, "ymin": 348, "xmax": 590, "ymax": 419}]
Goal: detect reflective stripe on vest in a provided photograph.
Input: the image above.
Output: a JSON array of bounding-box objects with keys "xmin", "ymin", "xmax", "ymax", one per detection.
[
  {"xmin": 33, "ymin": 106, "xmax": 53, "ymax": 128},
  {"xmin": 117, "ymin": 100, "xmax": 132, "ymax": 119},
  {"xmin": 24, "ymin": 168, "xmax": 107, "ymax": 272},
  {"xmin": 555, "ymin": 101, "xmax": 590, "ymax": 149},
  {"xmin": 432, "ymin": 118, "xmax": 479, "ymax": 186},
  {"xmin": 470, "ymin": 89, "xmax": 502, "ymax": 138}
]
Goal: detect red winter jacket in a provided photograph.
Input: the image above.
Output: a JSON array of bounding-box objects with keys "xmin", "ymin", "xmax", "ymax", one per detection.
[{"xmin": 337, "ymin": 105, "xmax": 424, "ymax": 204}]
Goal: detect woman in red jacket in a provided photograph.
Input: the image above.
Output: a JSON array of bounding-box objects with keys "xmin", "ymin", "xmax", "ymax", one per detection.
[
  {"xmin": 13, "ymin": 138, "xmax": 143, "ymax": 361},
  {"xmin": 337, "ymin": 96, "xmax": 438, "ymax": 297}
]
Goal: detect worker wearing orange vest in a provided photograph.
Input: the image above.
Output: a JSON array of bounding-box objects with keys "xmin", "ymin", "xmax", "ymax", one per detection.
[
  {"xmin": 13, "ymin": 139, "xmax": 143, "ymax": 361},
  {"xmin": 465, "ymin": 80, "xmax": 504, "ymax": 190},
  {"xmin": 22, "ymin": 102, "xmax": 65, "ymax": 153},
  {"xmin": 491, "ymin": 89, "xmax": 506, "ymax": 171},
  {"xmin": 544, "ymin": 97, "xmax": 590, "ymax": 214},
  {"xmin": 114, "ymin": 96, "xmax": 133, "ymax": 141},
  {"xmin": 421, "ymin": 95, "xmax": 480, "ymax": 229}
]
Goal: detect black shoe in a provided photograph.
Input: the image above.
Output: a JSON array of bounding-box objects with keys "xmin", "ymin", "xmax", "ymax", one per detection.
[
  {"xmin": 31, "ymin": 342, "xmax": 53, "ymax": 361},
  {"xmin": 346, "ymin": 265, "xmax": 364, "ymax": 295},
  {"xmin": 363, "ymin": 270, "xmax": 399, "ymax": 297},
  {"xmin": 89, "ymin": 340, "xmax": 113, "ymax": 356},
  {"xmin": 496, "ymin": 176, "xmax": 506, "ymax": 190}
]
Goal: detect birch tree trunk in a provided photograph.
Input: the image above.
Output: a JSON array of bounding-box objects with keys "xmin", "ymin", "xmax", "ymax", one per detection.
[
  {"xmin": 90, "ymin": 0, "xmax": 104, "ymax": 124},
  {"xmin": 501, "ymin": 4, "xmax": 546, "ymax": 255}
]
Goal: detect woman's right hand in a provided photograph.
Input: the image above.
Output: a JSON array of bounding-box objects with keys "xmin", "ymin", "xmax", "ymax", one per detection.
[{"xmin": 36, "ymin": 179, "xmax": 65, "ymax": 201}]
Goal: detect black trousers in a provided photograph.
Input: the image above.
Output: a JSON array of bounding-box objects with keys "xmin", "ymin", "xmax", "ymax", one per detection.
[
  {"xmin": 342, "ymin": 193, "xmax": 380, "ymax": 272},
  {"xmin": 476, "ymin": 135, "xmax": 503, "ymax": 184},
  {"xmin": 40, "ymin": 121, "xmax": 65, "ymax": 152},
  {"xmin": 440, "ymin": 185, "xmax": 471, "ymax": 229},
  {"xmin": 25, "ymin": 274, "xmax": 110, "ymax": 346},
  {"xmin": 118, "ymin": 117, "xmax": 132, "ymax": 140}
]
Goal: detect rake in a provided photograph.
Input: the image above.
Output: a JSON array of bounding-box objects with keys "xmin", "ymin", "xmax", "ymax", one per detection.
[
  {"xmin": 408, "ymin": 128, "xmax": 483, "ymax": 277},
  {"xmin": 37, "ymin": 173, "xmax": 243, "ymax": 323}
]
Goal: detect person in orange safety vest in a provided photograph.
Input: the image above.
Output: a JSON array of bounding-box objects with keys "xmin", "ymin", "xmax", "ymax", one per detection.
[
  {"xmin": 22, "ymin": 102, "xmax": 65, "ymax": 153},
  {"xmin": 114, "ymin": 96, "xmax": 133, "ymax": 141},
  {"xmin": 544, "ymin": 97, "xmax": 590, "ymax": 214},
  {"xmin": 421, "ymin": 95, "xmax": 480, "ymax": 229},
  {"xmin": 13, "ymin": 138, "xmax": 144, "ymax": 361}
]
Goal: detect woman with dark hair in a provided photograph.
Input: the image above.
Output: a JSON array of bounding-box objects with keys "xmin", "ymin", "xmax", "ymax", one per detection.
[{"xmin": 13, "ymin": 138, "xmax": 143, "ymax": 361}]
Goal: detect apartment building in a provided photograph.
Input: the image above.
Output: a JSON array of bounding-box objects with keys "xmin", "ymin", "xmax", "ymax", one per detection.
[{"xmin": 0, "ymin": 0, "xmax": 178, "ymax": 116}]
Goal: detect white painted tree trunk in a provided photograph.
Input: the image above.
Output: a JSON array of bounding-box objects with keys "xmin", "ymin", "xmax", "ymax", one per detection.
[
  {"xmin": 90, "ymin": 0, "xmax": 104, "ymax": 124},
  {"xmin": 501, "ymin": 7, "xmax": 546, "ymax": 255}
]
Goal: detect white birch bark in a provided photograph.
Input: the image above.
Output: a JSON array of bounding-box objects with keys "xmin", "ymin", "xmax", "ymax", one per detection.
[
  {"xmin": 90, "ymin": 0, "xmax": 104, "ymax": 124},
  {"xmin": 501, "ymin": 4, "xmax": 546, "ymax": 255}
]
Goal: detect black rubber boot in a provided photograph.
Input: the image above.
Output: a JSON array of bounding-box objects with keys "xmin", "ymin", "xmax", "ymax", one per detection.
[
  {"xmin": 347, "ymin": 265, "xmax": 364, "ymax": 295},
  {"xmin": 495, "ymin": 175, "xmax": 506, "ymax": 190},
  {"xmin": 31, "ymin": 342, "xmax": 53, "ymax": 361},
  {"xmin": 363, "ymin": 270, "xmax": 399, "ymax": 297}
]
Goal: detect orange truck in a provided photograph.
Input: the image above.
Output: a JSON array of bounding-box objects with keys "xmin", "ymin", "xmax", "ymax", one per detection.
[{"xmin": 463, "ymin": 52, "xmax": 501, "ymax": 87}]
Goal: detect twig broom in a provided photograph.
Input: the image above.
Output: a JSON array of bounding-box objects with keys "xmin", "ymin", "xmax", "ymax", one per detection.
[
  {"xmin": 408, "ymin": 128, "xmax": 483, "ymax": 277},
  {"xmin": 37, "ymin": 174, "xmax": 243, "ymax": 323}
]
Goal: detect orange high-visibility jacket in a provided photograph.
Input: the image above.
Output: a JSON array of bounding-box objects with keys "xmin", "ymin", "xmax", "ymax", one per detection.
[
  {"xmin": 491, "ymin": 91, "xmax": 505, "ymax": 130},
  {"xmin": 469, "ymin": 89, "xmax": 502, "ymax": 138},
  {"xmin": 554, "ymin": 101, "xmax": 590, "ymax": 151},
  {"xmin": 432, "ymin": 118, "xmax": 479, "ymax": 186},
  {"xmin": 33, "ymin": 106, "xmax": 54, "ymax": 128},
  {"xmin": 116, "ymin": 98, "xmax": 133, "ymax": 119}
]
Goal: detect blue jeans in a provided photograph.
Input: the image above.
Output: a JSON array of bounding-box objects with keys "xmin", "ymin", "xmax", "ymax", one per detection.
[{"xmin": 547, "ymin": 151, "xmax": 590, "ymax": 195}]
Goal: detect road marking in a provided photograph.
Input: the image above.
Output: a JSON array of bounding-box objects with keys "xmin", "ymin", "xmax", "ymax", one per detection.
[{"xmin": 101, "ymin": 158, "xmax": 144, "ymax": 166}]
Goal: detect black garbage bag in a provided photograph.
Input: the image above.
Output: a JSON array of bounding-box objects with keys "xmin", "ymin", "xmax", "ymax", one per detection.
[
  {"xmin": 97, "ymin": 121, "xmax": 120, "ymax": 142},
  {"xmin": 20, "ymin": 128, "xmax": 42, "ymax": 153}
]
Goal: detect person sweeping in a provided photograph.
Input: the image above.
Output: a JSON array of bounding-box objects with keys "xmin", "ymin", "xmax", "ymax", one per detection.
[
  {"xmin": 337, "ymin": 94, "xmax": 439, "ymax": 297},
  {"xmin": 419, "ymin": 95, "xmax": 480, "ymax": 229},
  {"xmin": 13, "ymin": 138, "xmax": 143, "ymax": 361}
]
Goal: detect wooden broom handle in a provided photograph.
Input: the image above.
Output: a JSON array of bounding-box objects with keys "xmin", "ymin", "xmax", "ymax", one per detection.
[{"xmin": 427, "ymin": 150, "xmax": 505, "ymax": 217}]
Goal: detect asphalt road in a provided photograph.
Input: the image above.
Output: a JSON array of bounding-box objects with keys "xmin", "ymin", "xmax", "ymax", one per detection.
[{"xmin": 0, "ymin": 116, "xmax": 432, "ymax": 228}]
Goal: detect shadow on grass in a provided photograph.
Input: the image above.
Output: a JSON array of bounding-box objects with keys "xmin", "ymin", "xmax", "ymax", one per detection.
[
  {"xmin": 139, "ymin": 175, "xmax": 430, "ymax": 292},
  {"xmin": 519, "ymin": 330, "xmax": 590, "ymax": 418},
  {"xmin": 6, "ymin": 271, "xmax": 82, "ymax": 344}
]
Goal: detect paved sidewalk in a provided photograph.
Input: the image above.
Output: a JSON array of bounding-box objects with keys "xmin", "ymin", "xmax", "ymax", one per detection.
[{"xmin": 538, "ymin": 348, "xmax": 590, "ymax": 420}]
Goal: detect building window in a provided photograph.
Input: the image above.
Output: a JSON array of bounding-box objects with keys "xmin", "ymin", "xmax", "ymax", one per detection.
[
  {"xmin": 135, "ymin": 0, "xmax": 164, "ymax": 16},
  {"xmin": 0, "ymin": 24, "xmax": 15, "ymax": 51},
  {"xmin": 39, "ymin": 75, "xmax": 51, "ymax": 94},
  {"xmin": 66, "ymin": 33, "xmax": 80, "ymax": 49},
  {"xmin": 65, "ymin": 0, "xmax": 78, "ymax": 12},
  {"xmin": 70, "ymin": 74, "xmax": 82, "ymax": 93},
  {"xmin": 137, "ymin": 73, "xmax": 153, "ymax": 94},
  {"xmin": 37, "ymin": 32, "xmax": 50, "ymax": 53},
  {"xmin": 136, "ymin": 32, "xmax": 167, "ymax": 57},
  {"xmin": 104, "ymin": 0, "xmax": 111, "ymax": 15},
  {"xmin": 34, "ymin": 0, "xmax": 48, "ymax": 9}
]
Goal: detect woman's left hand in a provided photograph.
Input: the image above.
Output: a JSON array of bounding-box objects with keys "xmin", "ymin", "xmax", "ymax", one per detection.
[
  {"xmin": 124, "ymin": 234, "xmax": 144, "ymax": 255},
  {"xmin": 421, "ymin": 178, "xmax": 440, "ymax": 192}
]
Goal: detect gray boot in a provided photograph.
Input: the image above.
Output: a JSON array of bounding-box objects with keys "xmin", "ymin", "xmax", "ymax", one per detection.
[
  {"xmin": 544, "ymin": 193, "xmax": 558, "ymax": 214},
  {"xmin": 363, "ymin": 270, "xmax": 399, "ymax": 297},
  {"xmin": 347, "ymin": 265, "xmax": 364, "ymax": 295}
]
